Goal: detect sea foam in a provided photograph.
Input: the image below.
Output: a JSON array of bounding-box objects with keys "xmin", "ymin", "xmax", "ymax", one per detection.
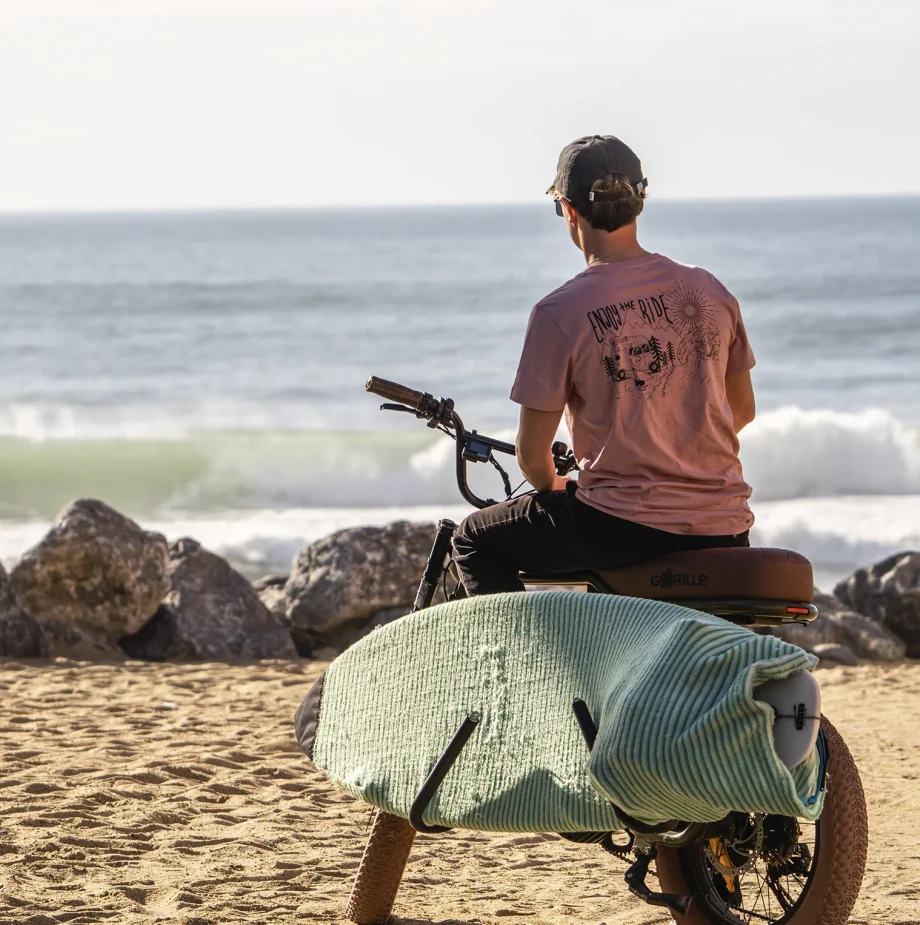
[{"xmin": 742, "ymin": 407, "xmax": 920, "ymax": 501}]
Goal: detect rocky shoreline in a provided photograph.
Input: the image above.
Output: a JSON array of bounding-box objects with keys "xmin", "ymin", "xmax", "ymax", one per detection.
[{"xmin": 0, "ymin": 498, "xmax": 917, "ymax": 666}]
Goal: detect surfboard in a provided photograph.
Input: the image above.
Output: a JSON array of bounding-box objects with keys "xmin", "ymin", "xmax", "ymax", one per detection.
[{"xmin": 294, "ymin": 591, "xmax": 825, "ymax": 833}]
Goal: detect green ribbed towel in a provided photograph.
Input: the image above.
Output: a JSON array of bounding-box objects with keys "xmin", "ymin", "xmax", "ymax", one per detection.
[{"xmin": 299, "ymin": 591, "xmax": 823, "ymax": 832}]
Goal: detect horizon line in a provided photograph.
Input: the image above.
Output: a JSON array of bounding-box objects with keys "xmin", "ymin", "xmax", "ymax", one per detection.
[{"xmin": 2, "ymin": 190, "xmax": 920, "ymax": 218}]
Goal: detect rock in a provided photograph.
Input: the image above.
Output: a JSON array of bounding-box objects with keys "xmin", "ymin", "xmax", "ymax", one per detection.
[
  {"xmin": 287, "ymin": 607, "xmax": 410, "ymax": 660},
  {"xmin": 834, "ymin": 551, "xmax": 920, "ymax": 657},
  {"xmin": 11, "ymin": 499, "xmax": 169, "ymax": 641},
  {"xmin": 771, "ymin": 614, "xmax": 834, "ymax": 653},
  {"xmin": 121, "ymin": 539, "xmax": 297, "ymax": 661},
  {"xmin": 811, "ymin": 643, "xmax": 861, "ymax": 667},
  {"xmin": 824, "ymin": 610, "xmax": 906, "ymax": 662},
  {"xmin": 771, "ymin": 588, "xmax": 906, "ymax": 662},
  {"xmin": 252, "ymin": 574, "xmax": 289, "ymax": 619},
  {"xmin": 333, "ymin": 606, "xmax": 411, "ymax": 654},
  {"xmin": 811, "ymin": 589, "xmax": 847, "ymax": 616},
  {"xmin": 282, "ymin": 521, "xmax": 440, "ymax": 651},
  {"xmin": 0, "ymin": 562, "xmax": 49, "ymax": 658},
  {"xmin": 39, "ymin": 620, "xmax": 122, "ymax": 660},
  {"xmin": 252, "ymin": 574, "xmax": 288, "ymax": 593}
]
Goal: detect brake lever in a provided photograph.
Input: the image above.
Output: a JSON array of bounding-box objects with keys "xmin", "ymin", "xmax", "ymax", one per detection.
[
  {"xmin": 380, "ymin": 399, "xmax": 455, "ymax": 429},
  {"xmin": 552, "ymin": 440, "xmax": 578, "ymax": 476},
  {"xmin": 555, "ymin": 454, "xmax": 578, "ymax": 476},
  {"xmin": 380, "ymin": 402, "xmax": 419, "ymax": 415}
]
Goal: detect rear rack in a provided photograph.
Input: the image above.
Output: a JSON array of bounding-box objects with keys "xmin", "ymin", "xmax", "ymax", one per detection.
[
  {"xmin": 518, "ymin": 572, "xmax": 818, "ymax": 627},
  {"xmin": 673, "ymin": 599, "xmax": 818, "ymax": 627}
]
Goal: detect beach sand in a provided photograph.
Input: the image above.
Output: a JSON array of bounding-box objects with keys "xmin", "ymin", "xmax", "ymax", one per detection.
[{"xmin": 0, "ymin": 657, "xmax": 917, "ymax": 925}]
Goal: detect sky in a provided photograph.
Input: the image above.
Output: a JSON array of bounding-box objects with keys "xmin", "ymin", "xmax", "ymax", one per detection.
[{"xmin": 2, "ymin": 0, "xmax": 919, "ymax": 211}]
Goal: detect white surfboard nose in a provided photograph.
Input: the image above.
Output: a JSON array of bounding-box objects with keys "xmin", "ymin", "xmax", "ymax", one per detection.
[{"xmin": 754, "ymin": 671, "xmax": 822, "ymax": 769}]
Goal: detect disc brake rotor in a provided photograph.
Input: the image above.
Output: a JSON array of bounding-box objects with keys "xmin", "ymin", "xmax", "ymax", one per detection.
[{"xmin": 704, "ymin": 815, "xmax": 765, "ymax": 877}]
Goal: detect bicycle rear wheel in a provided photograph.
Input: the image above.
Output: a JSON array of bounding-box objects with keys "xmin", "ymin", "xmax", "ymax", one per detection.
[{"xmin": 656, "ymin": 716, "xmax": 867, "ymax": 925}]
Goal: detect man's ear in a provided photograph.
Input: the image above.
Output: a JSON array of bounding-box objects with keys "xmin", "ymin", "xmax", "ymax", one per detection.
[{"xmin": 562, "ymin": 199, "xmax": 579, "ymax": 226}]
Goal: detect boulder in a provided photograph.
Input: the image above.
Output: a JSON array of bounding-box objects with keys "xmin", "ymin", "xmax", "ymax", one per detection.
[
  {"xmin": 121, "ymin": 539, "xmax": 297, "ymax": 661},
  {"xmin": 823, "ymin": 610, "xmax": 905, "ymax": 662},
  {"xmin": 282, "ymin": 521, "xmax": 440, "ymax": 652},
  {"xmin": 812, "ymin": 589, "xmax": 846, "ymax": 616},
  {"xmin": 40, "ymin": 620, "xmax": 122, "ymax": 660},
  {"xmin": 0, "ymin": 562, "xmax": 49, "ymax": 658},
  {"xmin": 811, "ymin": 643, "xmax": 861, "ymax": 667},
  {"xmin": 770, "ymin": 614, "xmax": 832, "ymax": 653},
  {"xmin": 10, "ymin": 499, "xmax": 169, "ymax": 641},
  {"xmin": 332, "ymin": 606, "xmax": 411, "ymax": 653},
  {"xmin": 252, "ymin": 574, "xmax": 289, "ymax": 618},
  {"xmin": 771, "ymin": 588, "xmax": 906, "ymax": 662},
  {"xmin": 834, "ymin": 552, "xmax": 920, "ymax": 657},
  {"xmin": 306, "ymin": 608, "xmax": 412, "ymax": 662}
]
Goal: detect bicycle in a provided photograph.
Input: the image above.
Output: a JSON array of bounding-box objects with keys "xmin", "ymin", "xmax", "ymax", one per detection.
[{"xmin": 340, "ymin": 375, "xmax": 868, "ymax": 925}]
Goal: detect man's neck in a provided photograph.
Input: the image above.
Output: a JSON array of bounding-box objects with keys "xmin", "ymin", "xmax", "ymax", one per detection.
[{"xmin": 579, "ymin": 224, "xmax": 647, "ymax": 265}]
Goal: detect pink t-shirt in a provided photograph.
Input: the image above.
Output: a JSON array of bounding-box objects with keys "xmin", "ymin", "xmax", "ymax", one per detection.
[{"xmin": 510, "ymin": 253, "xmax": 755, "ymax": 536}]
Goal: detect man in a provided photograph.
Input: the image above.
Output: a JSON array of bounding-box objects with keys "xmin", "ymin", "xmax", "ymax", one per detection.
[{"xmin": 452, "ymin": 134, "xmax": 756, "ymax": 596}]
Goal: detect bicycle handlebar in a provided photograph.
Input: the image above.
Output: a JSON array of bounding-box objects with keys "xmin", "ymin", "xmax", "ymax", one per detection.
[
  {"xmin": 367, "ymin": 373, "xmax": 576, "ymax": 509},
  {"xmin": 365, "ymin": 376, "xmax": 428, "ymax": 410}
]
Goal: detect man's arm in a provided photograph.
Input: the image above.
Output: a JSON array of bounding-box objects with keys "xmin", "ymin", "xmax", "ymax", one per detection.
[
  {"xmin": 726, "ymin": 369, "xmax": 756, "ymax": 433},
  {"xmin": 516, "ymin": 406, "xmax": 571, "ymax": 492}
]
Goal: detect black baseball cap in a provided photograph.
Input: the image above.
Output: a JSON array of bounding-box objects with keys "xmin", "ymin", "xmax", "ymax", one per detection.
[{"xmin": 548, "ymin": 135, "xmax": 647, "ymax": 209}]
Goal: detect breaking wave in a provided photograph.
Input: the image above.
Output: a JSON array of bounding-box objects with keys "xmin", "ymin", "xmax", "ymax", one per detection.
[
  {"xmin": 0, "ymin": 404, "xmax": 917, "ymax": 587},
  {"xmin": 741, "ymin": 406, "xmax": 920, "ymax": 501},
  {"xmin": 0, "ymin": 404, "xmax": 917, "ymax": 520}
]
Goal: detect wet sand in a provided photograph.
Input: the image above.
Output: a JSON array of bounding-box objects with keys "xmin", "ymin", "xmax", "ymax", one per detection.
[{"xmin": 0, "ymin": 657, "xmax": 917, "ymax": 925}]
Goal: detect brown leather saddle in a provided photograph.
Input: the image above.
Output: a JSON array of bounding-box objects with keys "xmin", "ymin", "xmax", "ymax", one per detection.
[{"xmin": 521, "ymin": 547, "xmax": 817, "ymax": 627}]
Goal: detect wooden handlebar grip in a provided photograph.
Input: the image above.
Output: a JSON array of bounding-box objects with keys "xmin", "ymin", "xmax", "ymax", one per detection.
[{"xmin": 365, "ymin": 376, "xmax": 426, "ymax": 409}]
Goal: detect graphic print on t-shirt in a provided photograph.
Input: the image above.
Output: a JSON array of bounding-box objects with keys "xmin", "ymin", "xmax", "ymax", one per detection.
[
  {"xmin": 510, "ymin": 254, "xmax": 755, "ymax": 535},
  {"xmin": 592, "ymin": 278, "xmax": 722, "ymax": 399}
]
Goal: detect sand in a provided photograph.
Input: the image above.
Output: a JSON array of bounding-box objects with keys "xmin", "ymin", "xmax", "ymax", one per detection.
[{"xmin": 0, "ymin": 657, "xmax": 917, "ymax": 925}]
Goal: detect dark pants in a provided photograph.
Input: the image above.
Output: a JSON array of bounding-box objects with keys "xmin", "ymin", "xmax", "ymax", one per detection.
[{"xmin": 452, "ymin": 482, "xmax": 750, "ymax": 596}]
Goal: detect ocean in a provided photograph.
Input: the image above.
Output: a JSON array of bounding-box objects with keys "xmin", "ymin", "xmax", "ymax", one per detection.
[{"xmin": 1, "ymin": 198, "xmax": 919, "ymax": 591}]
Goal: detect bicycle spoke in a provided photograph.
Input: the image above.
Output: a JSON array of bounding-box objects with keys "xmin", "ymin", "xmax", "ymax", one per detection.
[
  {"xmin": 742, "ymin": 909, "xmax": 784, "ymax": 924},
  {"xmin": 767, "ymin": 874, "xmax": 795, "ymax": 912},
  {"xmin": 746, "ymin": 873, "xmax": 768, "ymax": 924}
]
